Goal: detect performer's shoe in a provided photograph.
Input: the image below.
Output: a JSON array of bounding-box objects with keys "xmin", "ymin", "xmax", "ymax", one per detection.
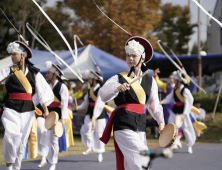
[
  {"xmin": 169, "ymin": 145, "xmax": 178, "ymax": 150},
  {"xmin": 97, "ymin": 153, "xmax": 103, "ymax": 162},
  {"xmin": 6, "ymin": 166, "xmax": 12, "ymax": 170},
  {"xmin": 83, "ymin": 148, "xmax": 92, "ymax": 155},
  {"xmin": 38, "ymin": 157, "xmax": 47, "ymax": 168},
  {"xmin": 188, "ymin": 146, "xmax": 193, "ymax": 154},
  {"xmin": 177, "ymin": 141, "xmax": 182, "ymax": 148},
  {"xmin": 49, "ymin": 164, "xmax": 56, "ymax": 170}
]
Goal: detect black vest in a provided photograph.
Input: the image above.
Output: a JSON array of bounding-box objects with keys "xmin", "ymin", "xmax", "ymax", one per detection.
[
  {"xmin": 113, "ymin": 73, "xmax": 152, "ymax": 132},
  {"xmin": 48, "ymin": 82, "xmax": 62, "ymax": 119},
  {"xmin": 86, "ymin": 87, "xmax": 106, "ymax": 119},
  {"xmin": 172, "ymin": 87, "xmax": 185, "ymax": 114},
  {"xmin": 4, "ymin": 68, "xmax": 36, "ymax": 113}
]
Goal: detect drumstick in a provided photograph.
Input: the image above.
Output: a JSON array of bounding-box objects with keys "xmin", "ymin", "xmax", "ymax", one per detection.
[
  {"xmin": 74, "ymin": 98, "xmax": 78, "ymax": 106},
  {"xmin": 159, "ymin": 93, "xmax": 162, "ymax": 102},
  {"xmin": 129, "ymin": 71, "xmax": 148, "ymax": 86},
  {"xmin": 0, "ymin": 73, "xmax": 14, "ymax": 83}
]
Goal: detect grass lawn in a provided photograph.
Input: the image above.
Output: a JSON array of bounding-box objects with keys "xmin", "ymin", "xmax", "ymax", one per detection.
[{"xmin": 0, "ymin": 112, "xmax": 221, "ymax": 166}]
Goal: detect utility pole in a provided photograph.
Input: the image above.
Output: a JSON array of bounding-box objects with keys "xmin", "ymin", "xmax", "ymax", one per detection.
[
  {"xmin": 197, "ymin": 0, "xmax": 202, "ymax": 91},
  {"xmin": 188, "ymin": 0, "xmax": 192, "ymax": 55}
]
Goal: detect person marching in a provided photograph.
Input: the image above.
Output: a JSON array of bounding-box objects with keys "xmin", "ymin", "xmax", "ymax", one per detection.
[
  {"xmin": 76, "ymin": 70, "xmax": 106, "ymax": 157},
  {"xmin": 100, "ymin": 36, "xmax": 165, "ymax": 170},
  {"xmin": 160, "ymin": 71, "xmax": 196, "ymax": 154},
  {"xmin": 37, "ymin": 61, "xmax": 69, "ymax": 170},
  {"xmin": 0, "ymin": 41, "xmax": 53, "ymax": 170}
]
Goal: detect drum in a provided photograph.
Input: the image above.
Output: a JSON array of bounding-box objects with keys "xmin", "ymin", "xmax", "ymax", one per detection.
[
  {"xmin": 175, "ymin": 115, "xmax": 183, "ymax": 128},
  {"xmin": 53, "ymin": 121, "xmax": 63, "ymax": 137},
  {"xmin": 45, "ymin": 111, "xmax": 59, "ymax": 130},
  {"xmin": 159, "ymin": 123, "xmax": 178, "ymax": 148}
]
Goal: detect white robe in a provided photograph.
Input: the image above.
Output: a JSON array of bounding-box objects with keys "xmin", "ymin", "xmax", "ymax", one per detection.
[
  {"xmin": 162, "ymin": 84, "xmax": 196, "ymax": 147},
  {"xmin": 99, "ymin": 70, "xmax": 164, "ymax": 170},
  {"xmin": 0, "ymin": 66, "xmax": 53, "ymax": 170}
]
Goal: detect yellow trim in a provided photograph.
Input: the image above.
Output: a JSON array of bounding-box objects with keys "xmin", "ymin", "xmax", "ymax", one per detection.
[
  {"xmin": 10, "ymin": 66, "xmax": 32, "ymax": 94},
  {"xmin": 89, "ymin": 87, "xmax": 97, "ymax": 101},
  {"xmin": 184, "ymin": 76, "xmax": 190, "ymax": 84},
  {"xmin": 119, "ymin": 71, "xmax": 146, "ymax": 105},
  {"xmin": 175, "ymin": 88, "xmax": 184, "ymax": 102}
]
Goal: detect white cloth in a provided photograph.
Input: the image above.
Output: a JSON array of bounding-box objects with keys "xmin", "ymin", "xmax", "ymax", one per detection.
[
  {"xmin": 7, "ymin": 42, "xmax": 27, "ymax": 57},
  {"xmin": 80, "ymin": 115, "xmax": 93, "ymax": 148},
  {"xmin": 49, "ymin": 80, "xmax": 69, "ymax": 119},
  {"xmin": 194, "ymin": 108, "xmax": 206, "ymax": 121},
  {"xmin": 99, "ymin": 70, "xmax": 164, "ymax": 124},
  {"xmin": 114, "ymin": 130, "xmax": 149, "ymax": 170},
  {"xmin": 162, "ymin": 84, "xmax": 195, "ymax": 146},
  {"xmin": 125, "ymin": 40, "xmax": 145, "ymax": 59},
  {"xmin": 1, "ymin": 108, "xmax": 34, "ymax": 170}
]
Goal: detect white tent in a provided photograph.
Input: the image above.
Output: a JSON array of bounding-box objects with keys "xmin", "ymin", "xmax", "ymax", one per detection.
[{"xmin": 0, "ymin": 56, "xmax": 12, "ymax": 69}]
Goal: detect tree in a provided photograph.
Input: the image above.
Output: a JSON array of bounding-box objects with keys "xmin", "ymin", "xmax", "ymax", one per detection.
[
  {"xmin": 64, "ymin": 0, "xmax": 161, "ymax": 59},
  {"xmin": 153, "ymin": 3, "xmax": 196, "ymax": 55},
  {"xmin": 191, "ymin": 40, "xmax": 207, "ymax": 54}
]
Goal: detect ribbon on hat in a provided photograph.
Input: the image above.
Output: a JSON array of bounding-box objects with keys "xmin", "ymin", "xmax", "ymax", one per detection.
[
  {"xmin": 0, "ymin": 8, "xmax": 29, "ymax": 45},
  {"xmin": 157, "ymin": 40, "xmax": 206, "ymax": 94},
  {"xmin": 26, "ymin": 23, "xmax": 84, "ymax": 83},
  {"xmin": 74, "ymin": 35, "xmax": 101, "ymax": 72}
]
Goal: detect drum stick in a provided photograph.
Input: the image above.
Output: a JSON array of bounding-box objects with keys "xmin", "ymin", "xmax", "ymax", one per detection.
[
  {"xmin": 212, "ymin": 77, "xmax": 222, "ymax": 121},
  {"xmin": 129, "ymin": 71, "xmax": 148, "ymax": 86},
  {"xmin": 0, "ymin": 73, "xmax": 14, "ymax": 83},
  {"xmin": 159, "ymin": 93, "xmax": 162, "ymax": 102},
  {"xmin": 74, "ymin": 98, "xmax": 78, "ymax": 106}
]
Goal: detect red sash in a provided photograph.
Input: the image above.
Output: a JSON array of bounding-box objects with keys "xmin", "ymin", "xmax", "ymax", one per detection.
[
  {"xmin": 48, "ymin": 102, "xmax": 61, "ymax": 108},
  {"xmin": 100, "ymin": 103, "xmax": 144, "ymax": 170},
  {"xmin": 89, "ymin": 102, "xmax": 95, "ymax": 107},
  {"xmin": 8, "ymin": 93, "xmax": 32, "ymax": 101},
  {"xmin": 175, "ymin": 102, "xmax": 184, "ymax": 106}
]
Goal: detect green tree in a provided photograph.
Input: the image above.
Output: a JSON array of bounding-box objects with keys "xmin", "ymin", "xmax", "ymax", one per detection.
[
  {"xmin": 64, "ymin": 0, "xmax": 161, "ymax": 59},
  {"xmin": 153, "ymin": 3, "xmax": 196, "ymax": 55}
]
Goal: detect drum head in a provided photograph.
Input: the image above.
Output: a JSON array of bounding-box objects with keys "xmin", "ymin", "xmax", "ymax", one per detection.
[
  {"xmin": 45, "ymin": 111, "xmax": 59, "ymax": 130},
  {"xmin": 53, "ymin": 121, "xmax": 63, "ymax": 137},
  {"xmin": 159, "ymin": 124, "xmax": 176, "ymax": 147},
  {"xmin": 175, "ymin": 115, "xmax": 183, "ymax": 128}
]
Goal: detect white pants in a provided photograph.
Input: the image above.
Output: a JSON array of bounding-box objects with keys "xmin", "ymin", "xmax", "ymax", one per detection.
[
  {"xmin": 93, "ymin": 118, "xmax": 106, "ymax": 153},
  {"xmin": 37, "ymin": 117, "xmax": 59, "ymax": 164},
  {"xmin": 1, "ymin": 107, "xmax": 34, "ymax": 170},
  {"xmin": 168, "ymin": 112, "xmax": 196, "ymax": 147},
  {"xmin": 114, "ymin": 129, "xmax": 149, "ymax": 170},
  {"xmin": 80, "ymin": 115, "xmax": 93, "ymax": 148}
]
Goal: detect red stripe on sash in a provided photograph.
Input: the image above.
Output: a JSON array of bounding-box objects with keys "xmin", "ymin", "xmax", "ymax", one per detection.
[
  {"xmin": 89, "ymin": 102, "xmax": 95, "ymax": 107},
  {"xmin": 8, "ymin": 93, "xmax": 32, "ymax": 101},
  {"xmin": 48, "ymin": 102, "xmax": 61, "ymax": 108},
  {"xmin": 175, "ymin": 102, "xmax": 184, "ymax": 106}
]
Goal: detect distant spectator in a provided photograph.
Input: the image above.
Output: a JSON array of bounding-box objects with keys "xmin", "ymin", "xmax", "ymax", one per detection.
[
  {"xmin": 188, "ymin": 72, "xmax": 198, "ymax": 94},
  {"xmin": 193, "ymin": 101, "xmax": 206, "ymax": 122}
]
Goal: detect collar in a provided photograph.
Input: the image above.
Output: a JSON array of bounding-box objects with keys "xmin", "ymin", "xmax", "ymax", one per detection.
[
  {"xmin": 93, "ymin": 83, "xmax": 100, "ymax": 91},
  {"xmin": 24, "ymin": 65, "xmax": 29, "ymax": 76},
  {"xmin": 127, "ymin": 68, "xmax": 143, "ymax": 84},
  {"xmin": 50, "ymin": 79, "xmax": 59, "ymax": 89},
  {"xmin": 178, "ymin": 84, "xmax": 184, "ymax": 92}
]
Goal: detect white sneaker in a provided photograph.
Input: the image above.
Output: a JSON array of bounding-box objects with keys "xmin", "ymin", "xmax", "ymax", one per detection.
[
  {"xmin": 98, "ymin": 153, "xmax": 103, "ymax": 162},
  {"xmin": 83, "ymin": 148, "xmax": 92, "ymax": 155},
  {"xmin": 177, "ymin": 141, "xmax": 182, "ymax": 148},
  {"xmin": 49, "ymin": 164, "xmax": 56, "ymax": 170},
  {"xmin": 38, "ymin": 157, "xmax": 47, "ymax": 168},
  {"xmin": 188, "ymin": 147, "xmax": 193, "ymax": 154},
  {"xmin": 169, "ymin": 145, "xmax": 178, "ymax": 150},
  {"xmin": 6, "ymin": 166, "xmax": 12, "ymax": 170}
]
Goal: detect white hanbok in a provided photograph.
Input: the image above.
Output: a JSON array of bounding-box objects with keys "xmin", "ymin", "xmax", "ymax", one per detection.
[
  {"xmin": 162, "ymin": 84, "xmax": 196, "ymax": 147},
  {"xmin": 99, "ymin": 70, "xmax": 164, "ymax": 170},
  {"xmin": 0, "ymin": 66, "xmax": 53, "ymax": 170}
]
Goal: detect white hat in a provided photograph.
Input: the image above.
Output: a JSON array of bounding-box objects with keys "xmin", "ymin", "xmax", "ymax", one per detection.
[
  {"xmin": 85, "ymin": 69, "xmax": 103, "ymax": 81},
  {"xmin": 45, "ymin": 61, "xmax": 68, "ymax": 80},
  {"xmin": 7, "ymin": 41, "xmax": 32, "ymax": 59},
  {"xmin": 170, "ymin": 71, "xmax": 188, "ymax": 84}
]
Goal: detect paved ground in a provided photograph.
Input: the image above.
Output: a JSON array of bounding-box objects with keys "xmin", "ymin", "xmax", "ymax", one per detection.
[{"xmin": 0, "ymin": 144, "xmax": 222, "ymax": 170}]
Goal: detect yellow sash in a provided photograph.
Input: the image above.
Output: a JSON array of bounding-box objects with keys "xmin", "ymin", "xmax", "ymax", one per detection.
[
  {"xmin": 119, "ymin": 71, "xmax": 146, "ymax": 105},
  {"xmin": 10, "ymin": 66, "xmax": 32, "ymax": 94},
  {"xmin": 175, "ymin": 88, "xmax": 184, "ymax": 102}
]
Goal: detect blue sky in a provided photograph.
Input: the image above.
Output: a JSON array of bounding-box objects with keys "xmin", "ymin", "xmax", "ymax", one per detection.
[{"xmin": 46, "ymin": 0, "xmax": 218, "ymax": 49}]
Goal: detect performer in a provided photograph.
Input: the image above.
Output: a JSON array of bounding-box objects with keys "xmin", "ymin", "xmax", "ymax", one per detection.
[
  {"xmin": 160, "ymin": 71, "xmax": 196, "ymax": 154},
  {"xmin": 76, "ymin": 71, "xmax": 106, "ymax": 158},
  {"xmin": 100, "ymin": 37, "xmax": 165, "ymax": 170},
  {"xmin": 0, "ymin": 41, "xmax": 53, "ymax": 170},
  {"xmin": 37, "ymin": 61, "xmax": 69, "ymax": 170}
]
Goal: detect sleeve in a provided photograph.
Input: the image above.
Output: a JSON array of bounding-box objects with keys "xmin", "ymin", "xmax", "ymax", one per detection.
[
  {"xmin": 99, "ymin": 75, "xmax": 121, "ymax": 103},
  {"xmin": 154, "ymin": 75, "xmax": 167, "ymax": 92},
  {"xmin": 78, "ymin": 93, "xmax": 89, "ymax": 110},
  {"xmin": 35, "ymin": 72, "xmax": 54, "ymax": 106},
  {"xmin": 93, "ymin": 89, "xmax": 105, "ymax": 118},
  {"xmin": 72, "ymin": 89, "xmax": 84, "ymax": 99},
  {"xmin": 145, "ymin": 77, "xmax": 164, "ymax": 124},
  {"xmin": 182, "ymin": 88, "xmax": 194, "ymax": 115},
  {"xmin": 200, "ymin": 108, "xmax": 206, "ymax": 121},
  {"xmin": 0, "ymin": 67, "xmax": 10, "ymax": 84},
  {"xmin": 60, "ymin": 84, "xmax": 69, "ymax": 119},
  {"xmin": 161, "ymin": 90, "xmax": 174, "ymax": 104}
]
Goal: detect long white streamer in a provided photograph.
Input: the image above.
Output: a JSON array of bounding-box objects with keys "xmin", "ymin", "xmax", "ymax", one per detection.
[
  {"xmin": 192, "ymin": 0, "xmax": 222, "ymax": 27},
  {"xmin": 157, "ymin": 40, "xmax": 206, "ymax": 94},
  {"xmin": 26, "ymin": 23, "xmax": 84, "ymax": 83},
  {"xmin": 32, "ymin": 0, "xmax": 77, "ymax": 63}
]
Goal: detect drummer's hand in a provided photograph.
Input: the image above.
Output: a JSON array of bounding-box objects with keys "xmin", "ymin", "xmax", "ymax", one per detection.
[
  {"xmin": 117, "ymin": 83, "xmax": 130, "ymax": 92},
  {"xmin": 181, "ymin": 114, "xmax": 185, "ymax": 120},
  {"xmin": 43, "ymin": 110, "xmax": 49, "ymax": 119},
  {"xmin": 61, "ymin": 118, "xmax": 65, "ymax": 125},
  {"xmin": 92, "ymin": 116, "xmax": 97, "ymax": 130},
  {"xmin": 154, "ymin": 68, "xmax": 160, "ymax": 75},
  {"xmin": 160, "ymin": 101, "xmax": 163, "ymax": 105},
  {"xmin": 76, "ymin": 106, "xmax": 79, "ymax": 111},
  {"xmin": 158, "ymin": 122, "xmax": 165, "ymax": 134}
]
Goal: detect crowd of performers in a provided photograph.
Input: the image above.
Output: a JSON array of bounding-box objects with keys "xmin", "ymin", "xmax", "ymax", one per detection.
[{"xmin": 0, "ymin": 34, "xmax": 207, "ymax": 170}]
